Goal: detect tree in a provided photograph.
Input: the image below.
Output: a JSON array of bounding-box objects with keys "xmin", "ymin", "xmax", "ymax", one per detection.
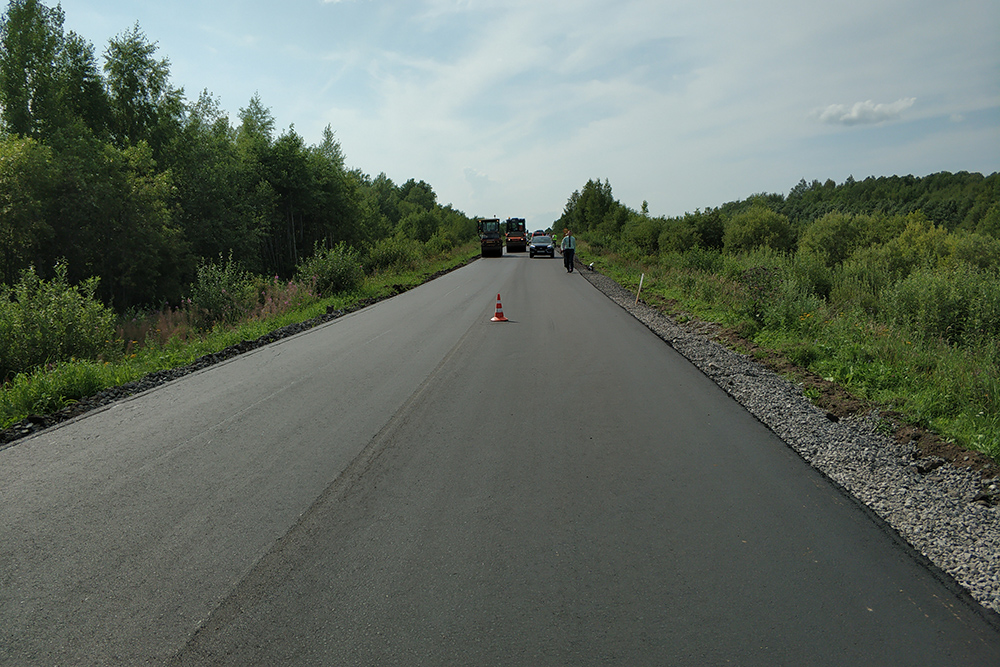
[
  {"xmin": 164, "ymin": 89, "xmax": 264, "ymax": 270},
  {"xmin": 103, "ymin": 23, "xmax": 182, "ymax": 154},
  {"xmin": 398, "ymin": 178, "xmax": 436, "ymax": 211},
  {"xmin": 54, "ymin": 31, "xmax": 109, "ymax": 138},
  {"xmin": 557, "ymin": 178, "xmax": 615, "ymax": 232},
  {"xmin": 237, "ymin": 92, "xmax": 274, "ymax": 146},
  {"xmin": 306, "ymin": 126, "xmax": 363, "ymax": 247},
  {"xmin": 0, "ymin": 0, "xmax": 63, "ymax": 137},
  {"xmin": 0, "ymin": 135, "xmax": 57, "ymax": 284}
]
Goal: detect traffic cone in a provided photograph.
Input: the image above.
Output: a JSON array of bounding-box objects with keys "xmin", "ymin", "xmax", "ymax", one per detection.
[{"xmin": 491, "ymin": 293, "xmax": 508, "ymax": 322}]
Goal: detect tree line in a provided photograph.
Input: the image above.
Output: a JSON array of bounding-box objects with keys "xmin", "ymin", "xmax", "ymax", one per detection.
[
  {"xmin": 0, "ymin": 0, "xmax": 476, "ymax": 311},
  {"xmin": 557, "ymin": 171, "xmax": 999, "ymax": 257}
]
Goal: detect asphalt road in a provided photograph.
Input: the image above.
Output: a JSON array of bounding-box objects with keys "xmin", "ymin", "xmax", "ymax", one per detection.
[{"xmin": 2, "ymin": 251, "xmax": 999, "ymax": 665}]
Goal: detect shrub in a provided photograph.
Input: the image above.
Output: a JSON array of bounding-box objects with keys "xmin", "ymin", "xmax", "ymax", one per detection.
[
  {"xmin": 295, "ymin": 242, "xmax": 364, "ymax": 297},
  {"xmin": 424, "ymin": 233, "xmax": 454, "ymax": 257},
  {"xmin": 734, "ymin": 265, "xmax": 780, "ymax": 325},
  {"xmin": 364, "ymin": 237, "xmax": 420, "ymax": 273},
  {"xmin": 797, "ymin": 212, "xmax": 864, "ymax": 266},
  {"xmin": 946, "ymin": 232, "xmax": 1000, "ymax": 272},
  {"xmin": 760, "ymin": 277, "xmax": 824, "ymax": 332},
  {"xmin": 397, "ymin": 210, "xmax": 439, "ymax": 243},
  {"xmin": 658, "ymin": 218, "xmax": 697, "ymax": 254},
  {"xmin": 723, "ymin": 204, "xmax": 794, "ymax": 254},
  {"xmin": 623, "ymin": 215, "xmax": 662, "ymax": 255},
  {"xmin": 792, "ymin": 250, "xmax": 835, "ymax": 300},
  {"xmin": 187, "ymin": 254, "xmax": 257, "ymax": 329},
  {"xmin": 677, "ymin": 246, "xmax": 724, "ymax": 273},
  {"xmin": 0, "ymin": 262, "xmax": 118, "ymax": 380}
]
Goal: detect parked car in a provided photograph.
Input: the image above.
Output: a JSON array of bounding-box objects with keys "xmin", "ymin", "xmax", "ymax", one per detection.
[{"xmin": 528, "ymin": 235, "xmax": 555, "ymax": 258}]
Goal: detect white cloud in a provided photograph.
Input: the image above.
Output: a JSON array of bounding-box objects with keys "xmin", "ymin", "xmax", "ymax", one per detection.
[{"xmin": 816, "ymin": 98, "xmax": 917, "ymax": 126}]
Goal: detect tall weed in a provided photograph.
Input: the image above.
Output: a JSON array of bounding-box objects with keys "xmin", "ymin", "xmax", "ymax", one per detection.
[{"xmin": 885, "ymin": 265, "xmax": 1000, "ymax": 347}]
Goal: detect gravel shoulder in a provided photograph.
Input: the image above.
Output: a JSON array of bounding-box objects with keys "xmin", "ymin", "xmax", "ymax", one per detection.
[{"xmin": 576, "ymin": 263, "xmax": 1000, "ymax": 616}]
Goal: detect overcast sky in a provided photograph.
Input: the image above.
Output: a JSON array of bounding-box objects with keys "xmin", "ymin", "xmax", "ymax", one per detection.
[{"xmin": 56, "ymin": 0, "xmax": 1000, "ymax": 226}]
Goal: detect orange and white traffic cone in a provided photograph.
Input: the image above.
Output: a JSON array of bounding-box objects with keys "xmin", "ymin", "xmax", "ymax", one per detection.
[{"xmin": 491, "ymin": 293, "xmax": 508, "ymax": 322}]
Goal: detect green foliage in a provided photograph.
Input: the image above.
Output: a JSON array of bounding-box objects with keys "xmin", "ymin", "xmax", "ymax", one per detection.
[
  {"xmin": 0, "ymin": 359, "xmax": 130, "ymax": 423},
  {"xmin": 557, "ymin": 178, "xmax": 616, "ymax": 232},
  {"xmin": 884, "ymin": 265, "xmax": 1000, "ymax": 347},
  {"xmin": 0, "ymin": 135, "xmax": 57, "ymax": 284},
  {"xmin": 723, "ymin": 203, "xmax": 794, "ymax": 253},
  {"xmin": 424, "ymin": 233, "xmax": 454, "ymax": 256},
  {"xmin": 398, "ymin": 209, "xmax": 439, "ymax": 243},
  {"xmin": 0, "ymin": 0, "xmax": 64, "ymax": 137},
  {"xmin": 781, "ymin": 172, "xmax": 1000, "ymax": 234},
  {"xmin": 295, "ymin": 242, "xmax": 364, "ymax": 297},
  {"xmin": 945, "ymin": 231, "xmax": 1000, "ymax": 272},
  {"xmin": 689, "ymin": 209, "xmax": 726, "ymax": 250},
  {"xmin": 187, "ymin": 254, "xmax": 257, "ymax": 329},
  {"xmin": 623, "ymin": 214, "xmax": 662, "ymax": 255},
  {"xmin": 103, "ymin": 22, "xmax": 181, "ymax": 154},
  {"xmin": 1, "ymin": 4, "xmax": 463, "ymax": 310},
  {"xmin": 363, "ymin": 237, "xmax": 421, "ymax": 273},
  {"xmin": 657, "ymin": 217, "xmax": 697, "ymax": 254},
  {"xmin": 0, "ymin": 261, "xmax": 117, "ymax": 380},
  {"xmin": 797, "ymin": 212, "xmax": 865, "ymax": 266},
  {"xmin": 976, "ymin": 204, "xmax": 1000, "ymax": 237}
]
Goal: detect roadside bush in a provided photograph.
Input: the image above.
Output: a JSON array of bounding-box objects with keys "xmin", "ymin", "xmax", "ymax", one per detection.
[
  {"xmin": 364, "ymin": 237, "xmax": 421, "ymax": 273},
  {"xmin": 797, "ymin": 212, "xmax": 864, "ymax": 266},
  {"xmin": 424, "ymin": 233, "xmax": 454, "ymax": 257},
  {"xmin": 397, "ymin": 210, "xmax": 439, "ymax": 243},
  {"xmin": 187, "ymin": 254, "xmax": 257, "ymax": 329},
  {"xmin": 0, "ymin": 262, "xmax": 118, "ymax": 381},
  {"xmin": 623, "ymin": 215, "xmax": 662, "ymax": 256},
  {"xmin": 723, "ymin": 204, "xmax": 795, "ymax": 254},
  {"xmin": 674, "ymin": 246, "xmax": 724, "ymax": 274},
  {"xmin": 295, "ymin": 242, "xmax": 364, "ymax": 297},
  {"xmin": 658, "ymin": 218, "xmax": 697, "ymax": 254},
  {"xmin": 946, "ymin": 232, "xmax": 1000, "ymax": 272},
  {"xmin": 837, "ymin": 244, "xmax": 906, "ymax": 304}
]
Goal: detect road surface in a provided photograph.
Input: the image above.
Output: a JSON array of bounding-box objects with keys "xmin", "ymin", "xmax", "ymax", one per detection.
[{"xmin": 2, "ymin": 251, "xmax": 999, "ymax": 665}]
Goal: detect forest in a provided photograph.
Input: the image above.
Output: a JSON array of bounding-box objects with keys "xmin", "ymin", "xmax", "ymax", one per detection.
[{"xmin": 0, "ymin": 0, "xmax": 477, "ymax": 312}]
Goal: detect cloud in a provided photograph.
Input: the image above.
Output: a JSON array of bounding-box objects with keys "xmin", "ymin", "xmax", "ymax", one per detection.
[
  {"xmin": 463, "ymin": 168, "xmax": 496, "ymax": 205},
  {"xmin": 816, "ymin": 98, "xmax": 917, "ymax": 126}
]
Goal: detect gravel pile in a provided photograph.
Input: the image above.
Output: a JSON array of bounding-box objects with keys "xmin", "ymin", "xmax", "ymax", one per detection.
[{"xmin": 578, "ymin": 266, "xmax": 1000, "ymax": 616}]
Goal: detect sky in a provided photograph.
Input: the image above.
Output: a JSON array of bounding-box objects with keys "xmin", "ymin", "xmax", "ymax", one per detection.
[{"xmin": 54, "ymin": 0, "xmax": 1000, "ymax": 226}]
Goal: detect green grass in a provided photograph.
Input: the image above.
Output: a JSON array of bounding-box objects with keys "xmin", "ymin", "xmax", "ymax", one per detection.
[{"xmin": 1, "ymin": 244, "xmax": 479, "ymax": 430}]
